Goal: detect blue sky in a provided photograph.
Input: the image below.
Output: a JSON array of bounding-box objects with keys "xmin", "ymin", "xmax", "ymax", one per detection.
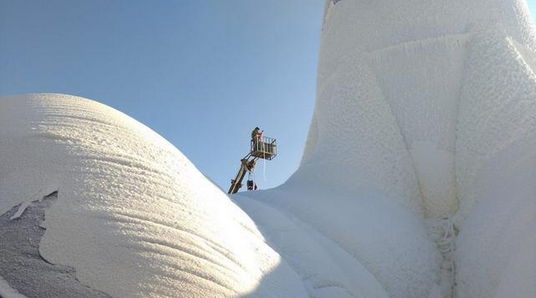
[
  {"xmin": 1, "ymin": 0, "xmax": 535, "ymax": 192},
  {"xmin": 0, "ymin": 0, "xmax": 324, "ymax": 191}
]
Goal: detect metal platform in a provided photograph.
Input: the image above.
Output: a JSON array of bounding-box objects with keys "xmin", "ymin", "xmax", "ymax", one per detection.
[
  {"xmin": 228, "ymin": 135, "xmax": 278, "ymax": 194},
  {"xmin": 251, "ymin": 136, "xmax": 277, "ymax": 160}
]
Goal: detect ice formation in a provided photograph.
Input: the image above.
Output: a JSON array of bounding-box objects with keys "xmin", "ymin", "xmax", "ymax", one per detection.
[
  {"xmin": 0, "ymin": 95, "xmax": 307, "ymax": 297},
  {"xmin": 1, "ymin": 0, "xmax": 536, "ymax": 297},
  {"xmin": 295, "ymin": 0, "xmax": 536, "ymax": 296}
]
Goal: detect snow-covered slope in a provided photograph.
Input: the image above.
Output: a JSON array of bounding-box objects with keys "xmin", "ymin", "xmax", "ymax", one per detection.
[
  {"xmin": 0, "ymin": 94, "xmax": 307, "ymax": 298},
  {"xmin": 2, "ymin": 1, "xmax": 536, "ymax": 298},
  {"xmin": 234, "ymin": 185, "xmax": 440, "ymax": 298},
  {"xmin": 0, "ymin": 94, "xmax": 439, "ymax": 298}
]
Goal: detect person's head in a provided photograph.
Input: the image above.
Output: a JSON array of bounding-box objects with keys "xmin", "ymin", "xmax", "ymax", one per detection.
[{"xmin": 255, "ymin": 127, "xmax": 259, "ymax": 130}]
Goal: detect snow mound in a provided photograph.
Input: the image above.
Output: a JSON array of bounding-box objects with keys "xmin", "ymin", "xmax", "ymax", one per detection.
[
  {"xmin": 0, "ymin": 93, "xmax": 439, "ymax": 297},
  {"xmin": 235, "ymin": 185, "xmax": 441, "ymax": 298},
  {"xmin": 0, "ymin": 94, "xmax": 306, "ymax": 298},
  {"xmin": 3, "ymin": 0, "xmax": 536, "ymax": 297}
]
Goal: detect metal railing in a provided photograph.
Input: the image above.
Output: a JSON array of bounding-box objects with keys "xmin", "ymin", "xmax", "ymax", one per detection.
[{"xmin": 251, "ymin": 136, "xmax": 277, "ymax": 160}]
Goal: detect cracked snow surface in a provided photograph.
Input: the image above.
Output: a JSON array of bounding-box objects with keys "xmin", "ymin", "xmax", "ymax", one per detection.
[{"xmin": 0, "ymin": 192, "xmax": 111, "ymax": 298}]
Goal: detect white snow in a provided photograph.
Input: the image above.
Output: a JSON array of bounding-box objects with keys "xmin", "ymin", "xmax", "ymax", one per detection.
[
  {"xmin": 307, "ymin": 0, "xmax": 536, "ymax": 297},
  {"xmin": 456, "ymin": 29, "xmax": 536, "ymax": 219},
  {"xmin": 455, "ymin": 137, "xmax": 536, "ymax": 298},
  {"xmin": 0, "ymin": 94, "xmax": 307, "ymax": 298},
  {"xmin": 2, "ymin": 0, "xmax": 536, "ymax": 297},
  {"xmin": 235, "ymin": 185, "xmax": 440, "ymax": 298}
]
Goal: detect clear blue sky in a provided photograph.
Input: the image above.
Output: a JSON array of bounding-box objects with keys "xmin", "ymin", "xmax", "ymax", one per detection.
[
  {"xmin": 1, "ymin": 1, "xmax": 535, "ymax": 192},
  {"xmin": 0, "ymin": 0, "xmax": 324, "ymax": 191}
]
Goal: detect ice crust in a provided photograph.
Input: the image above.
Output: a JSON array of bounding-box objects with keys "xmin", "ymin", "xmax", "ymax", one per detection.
[
  {"xmin": 0, "ymin": 94, "xmax": 438, "ymax": 298},
  {"xmin": 2, "ymin": 0, "xmax": 536, "ymax": 297},
  {"xmin": 311, "ymin": 0, "xmax": 536, "ymax": 220},
  {"xmin": 0, "ymin": 94, "xmax": 307, "ymax": 298},
  {"xmin": 235, "ymin": 186, "xmax": 440, "ymax": 298},
  {"xmin": 301, "ymin": 0, "xmax": 536, "ymax": 297}
]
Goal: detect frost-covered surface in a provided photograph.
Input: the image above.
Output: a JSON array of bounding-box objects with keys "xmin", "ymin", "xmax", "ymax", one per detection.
[
  {"xmin": 0, "ymin": 94, "xmax": 440, "ymax": 298},
  {"xmin": 455, "ymin": 143, "xmax": 536, "ymax": 297},
  {"xmin": 311, "ymin": 0, "xmax": 536, "ymax": 220},
  {"xmin": 303, "ymin": 0, "xmax": 536, "ymax": 297},
  {"xmin": 235, "ymin": 186, "xmax": 440, "ymax": 298},
  {"xmin": 456, "ymin": 29, "xmax": 536, "ymax": 218},
  {"xmin": 2, "ymin": 1, "xmax": 536, "ymax": 298},
  {"xmin": 0, "ymin": 94, "xmax": 307, "ymax": 298}
]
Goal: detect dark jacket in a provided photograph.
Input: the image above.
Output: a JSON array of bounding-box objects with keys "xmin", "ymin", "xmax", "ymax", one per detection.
[{"xmin": 251, "ymin": 128, "xmax": 260, "ymax": 140}]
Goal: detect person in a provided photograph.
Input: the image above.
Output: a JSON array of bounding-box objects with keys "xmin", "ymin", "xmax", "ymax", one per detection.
[
  {"xmin": 251, "ymin": 127, "xmax": 261, "ymax": 142},
  {"xmin": 251, "ymin": 127, "xmax": 263, "ymax": 152}
]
